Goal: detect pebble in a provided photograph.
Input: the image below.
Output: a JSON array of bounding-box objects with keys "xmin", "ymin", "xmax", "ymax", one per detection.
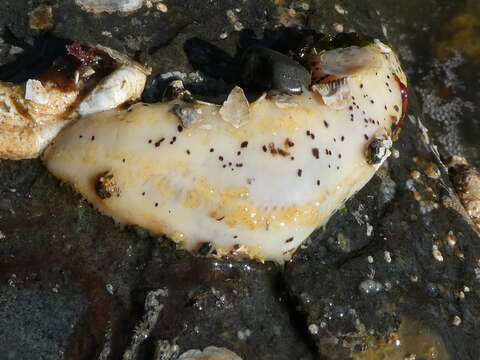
[
  {"xmin": 359, "ymin": 279, "xmax": 383, "ymax": 294},
  {"xmin": 334, "ymin": 3, "xmax": 348, "ymax": 14},
  {"xmin": 432, "ymin": 244, "xmax": 444, "ymax": 262},
  {"xmin": 308, "ymin": 324, "xmax": 319, "ymax": 335}
]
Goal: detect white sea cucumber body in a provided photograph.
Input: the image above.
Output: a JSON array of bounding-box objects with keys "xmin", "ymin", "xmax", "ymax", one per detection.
[{"xmin": 43, "ymin": 42, "xmax": 406, "ymax": 262}]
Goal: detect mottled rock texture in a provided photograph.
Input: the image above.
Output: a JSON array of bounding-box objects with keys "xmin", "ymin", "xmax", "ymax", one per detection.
[{"xmin": 0, "ymin": 0, "xmax": 479, "ymax": 359}]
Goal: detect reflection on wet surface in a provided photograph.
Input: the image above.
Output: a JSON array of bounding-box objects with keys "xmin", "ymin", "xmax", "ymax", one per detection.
[{"xmin": 354, "ymin": 317, "xmax": 449, "ymax": 360}]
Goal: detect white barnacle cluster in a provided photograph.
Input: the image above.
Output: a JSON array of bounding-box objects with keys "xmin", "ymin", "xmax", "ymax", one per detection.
[{"xmin": 0, "ymin": 32, "xmax": 408, "ymax": 262}]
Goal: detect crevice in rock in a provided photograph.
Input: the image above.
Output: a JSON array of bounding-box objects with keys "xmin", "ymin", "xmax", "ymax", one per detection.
[{"xmin": 274, "ymin": 268, "xmax": 319, "ymax": 360}]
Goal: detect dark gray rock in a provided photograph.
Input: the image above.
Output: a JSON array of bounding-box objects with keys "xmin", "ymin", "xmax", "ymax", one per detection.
[
  {"xmin": 0, "ymin": 288, "xmax": 85, "ymax": 360},
  {"xmin": 0, "ymin": 0, "xmax": 479, "ymax": 359}
]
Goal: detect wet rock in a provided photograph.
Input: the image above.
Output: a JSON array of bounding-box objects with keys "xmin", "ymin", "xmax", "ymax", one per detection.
[
  {"xmin": 125, "ymin": 246, "xmax": 313, "ymax": 360},
  {"xmin": 0, "ymin": 1, "xmax": 479, "ymax": 360},
  {"xmin": 0, "ymin": 288, "xmax": 85, "ymax": 360}
]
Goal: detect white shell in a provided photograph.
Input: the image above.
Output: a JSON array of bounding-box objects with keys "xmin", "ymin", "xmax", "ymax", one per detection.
[
  {"xmin": 78, "ymin": 66, "xmax": 147, "ymax": 116},
  {"xmin": 177, "ymin": 346, "xmax": 242, "ymax": 360},
  {"xmin": 43, "ymin": 42, "xmax": 407, "ymax": 262},
  {"xmin": 75, "ymin": 0, "xmax": 143, "ymax": 13}
]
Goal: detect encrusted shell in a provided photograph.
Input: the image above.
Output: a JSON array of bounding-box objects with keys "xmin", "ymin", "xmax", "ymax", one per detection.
[{"xmin": 75, "ymin": 0, "xmax": 144, "ymax": 13}]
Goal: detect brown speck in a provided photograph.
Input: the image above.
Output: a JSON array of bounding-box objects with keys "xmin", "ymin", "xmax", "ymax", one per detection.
[
  {"xmin": 286, "ymin": 237, "xmax": 294, "ymax": 243},
  {"xmin": 297, "ymin": 169, "xmax": 302, "ymax": 177},
  {"xmin": 177, "ymin": 125, "xmax": 183, "ymax": 132},
  {"xmin": 122, "ymin": 159, "xmax": 126, "ymax": 163},
  {"xmin": 237, "ymin": 151, "xmax": 241, "ymax": 156},
  {"xmin": 217, "ymin": 216, "xmax": 225, "ymax": 221},
  {"xmin": 142, "ymin": 192, "xmax": 146, "ymax": 196},
  {"xmin": 394, "ymin": 105, "xmax": 400, "ymax": 112},
  {"xmin": 79, "ymin": 135, "xmax": 83, "ymax": 139},
  {"xmin": 290, "ymin": 156, "xmax": 295, "ymax": 161},
  {"xmin": 341, "ymin": 136, "xmax": 345, "ymax": 141},
  {"xmin": 262, "ymin": 145, "xmax": 267, "ymax": 152},
  {"xmin": 370, "ymin": 100, "xmax": 374, "ymax": 104},
  {"xmin": 148, "ymin": 139, "xmax": 152, "ymax": 144},
  {"xmin": 241, "ymin": 141, "xmax": 248, "ymax": 148},
  {"xmin": 91, "ymin": 136, "xmax": 95, "ymax": 141},
  {"xmin": 269, "ymin": 143, "xmax": 277, "ymax": 155},
  {"xmin": 235, "ymin": 163, "xmax": 243, "ymax": 167},
  {"xmin": 278, "ymin": 149, "xmax": 289, "ymax": 157},
  {"xmin": 155, "ymin": 202, "xmax": 158, "ymax": 207},
  {"xmin": 155, "ymin": 138, "xmax": 165, "ymax": 147},
  {"xmin": 210, "ymin": 148, "xmax": 214, "ymax": 152},
  {"xmin": 219, "ymin": 156, "xmax": 224, "ymax": 161},
  {"xmin": 316, "ymin": 180, "xmax": 320, "ymax": 186},
  {"xmin": 285, "ymin": 138, "xmax": 295, "ymax": 147},
  {"xmin": 233, "ymin": 235, "xmax": 238, "ymax": 239},
  {"xmin": 338, "ymin": 154, "xmax": 342, "ymax": 159},
  {"xmin": 169, "ymin": 136, "xmax": 177, "ymax": 144},
  {"xmin": 360, "ymin": 84, "xmax": 364, "ymax": 88},
  {"xmin": 364, "ymin": 134, "xmax": 369, "ymax": 140},
  {"xmin": 323, "ymin": 120, "xmax": 329, "ymax": 128},
  {"xmin": 312, "ymin": 148, "xmax": 319, "ymax": 159},
  {"xmin": 186, "ymin": 150, "xmax": 191, "ymax": 155}
]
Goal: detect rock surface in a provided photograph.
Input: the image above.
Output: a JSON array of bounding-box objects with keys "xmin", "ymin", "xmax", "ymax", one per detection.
[{"xmin": 0, "ymin": 0, "xmax": 479, "ymax": 359}]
